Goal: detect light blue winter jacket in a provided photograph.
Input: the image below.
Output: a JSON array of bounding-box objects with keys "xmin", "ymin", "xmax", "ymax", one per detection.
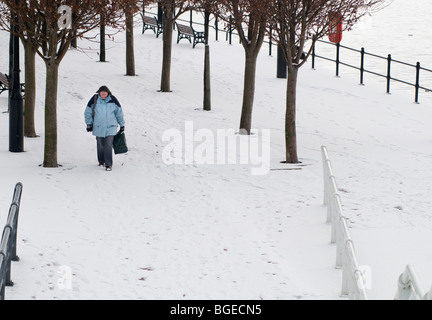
[{"xmin": 84, "ymin": 94, "xmax": 125, "ymax": 138}]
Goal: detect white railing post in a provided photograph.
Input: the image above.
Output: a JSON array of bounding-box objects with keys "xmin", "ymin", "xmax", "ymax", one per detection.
[
  {"xmin": 322, "ymin": 147, "xmax": 329, "ymax": 206},
  {"xmin": 424, "ymin": 286, "xmax": 432, "ymax": 300},
  {"xmin": 330, "ymin": 195, "xmax": 339, "ymax": 243},
  {"xmin": 335, "ymin": 218, "xmax": 344, "ymax": 267},
  {"xmin": 323, "ymin": 146, "xmax": 432, "ymax": 300},
  {"xmin": 321, "ymin": 145, "xmax": 368, "ymax": 300},
  {"xmin": 341, "ymin": 259, "xmax": 350, "ymax": 296},
  {"xmin": 395, "ymin": 265, "xmax": 427, "ymax": 300},
  {"xmin": 395, "ymin": 272, "xmax": 413, "ymax": 300}
]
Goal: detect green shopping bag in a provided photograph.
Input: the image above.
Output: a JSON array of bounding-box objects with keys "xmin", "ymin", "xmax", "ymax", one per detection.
[{"xmin": 113, "ymin": 131, "xmax": 128, "ymax": 154}]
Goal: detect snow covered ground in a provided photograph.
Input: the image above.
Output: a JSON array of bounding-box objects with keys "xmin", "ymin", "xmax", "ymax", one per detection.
[
  {"xmin": 1, "ymin": 5, "xmax": 432, "ymax": 300},
  {"xmin": 343, "ymin": 0, "xmax": 432, "ymax": 68},
  {"xmin": 314, "ymin": 0, "xmax": 432, "ymax": 102}
]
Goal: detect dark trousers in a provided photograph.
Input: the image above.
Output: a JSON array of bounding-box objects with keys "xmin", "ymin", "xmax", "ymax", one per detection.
[{"xmin": 96, "ymin": 136, "xmax": 114, "ymax": 167}]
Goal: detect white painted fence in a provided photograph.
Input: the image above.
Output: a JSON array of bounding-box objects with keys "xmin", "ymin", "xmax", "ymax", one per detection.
[
  {"xmin": 395, "ymin": 265, "xmax": 432, "ymax": 300},
  {"xmin": 321, "ymin": 146, "xmax": 368, "ymax": 300}
]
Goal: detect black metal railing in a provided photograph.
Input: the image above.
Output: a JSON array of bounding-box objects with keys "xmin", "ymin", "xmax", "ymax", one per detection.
[
  {"xmin": 311, "ymin": 40, "xmax": 432, "ymax": 104},
  {"xmin": 142, "ymin": 9, "xmax": 432, "ymax": 104},
  {"xmin": 0, "ymin": 182, "xmax": 23, "ymax": 300}
]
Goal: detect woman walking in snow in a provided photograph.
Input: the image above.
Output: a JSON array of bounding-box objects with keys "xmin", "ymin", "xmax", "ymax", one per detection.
[{"xmin": 84, "ymin": 85, "xmax": 125, "ymax": 171}]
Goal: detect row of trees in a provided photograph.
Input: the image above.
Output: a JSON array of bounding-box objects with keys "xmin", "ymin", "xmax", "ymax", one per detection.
[
  {"xmin": 0, "ymin": 0, "xmax": 141, "ymax": 167},
  {"xmin": 157, "ymin": 0, "xmax": 383, "ymax": 164},
  {"xmin": 0, "ymin": 0, "xmax": 383, "ymax": 168}
]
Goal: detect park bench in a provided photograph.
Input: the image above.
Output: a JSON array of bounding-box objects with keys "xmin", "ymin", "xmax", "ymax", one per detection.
[
  {"xmin": 175, "ymin": 22, "xmax": 205, "ymax": 48},
  {"xmin": 0, "ymin": 72, "xmax": 9, "ymax": 95},
  {"xmin": 141, "ymin": 14, "xmax": 163, "ymax": 38},
  {"xmin": 0, "ymin": 72, "xmax": 25, "ymax": 97}
]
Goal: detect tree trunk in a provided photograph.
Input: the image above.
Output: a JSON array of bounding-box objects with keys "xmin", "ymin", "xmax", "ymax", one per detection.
[
  {"xmin": 43, "ymin": 60, "xmax": 59, "ymax": 167},
  {"xmin": 160, "ymin": 8, "xmax": 173, "ymax": 92},
  {"xmin": 239, "ymin": 50, "xmax": 258, "ymax": 135},
  {"xmin": 203, "ymin": 11, "xmax": 211, "ymax": 111},
  {"xmin": 125, "ymin": 11, "xmax": 135, "ymax": 76},
  {"xmin": 70, "ymin": 33, "xmax": 77, "ymax": 49},
  {"xmin": 285, "ymin": 67, "xmax": 299, "ymax": 163},
  {"xmin": 100, "ymin": 15, "xmax": 106, "ymax": 62},
  {"xmin": 23, "ymin": 40, "xmax": 37, "ymax": 138},
  {"xmin": 203, "ymin": 45, "xmax": 211, "ymax": 111}
]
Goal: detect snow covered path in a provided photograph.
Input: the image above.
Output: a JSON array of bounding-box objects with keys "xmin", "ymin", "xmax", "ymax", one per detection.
[
  {"xmin": 1, "ymin": 13, "xmax": 432, "ymax": 299},
  {"xmin": 0, "ymin": 29, "xmax": 344, "ymax": 299}
]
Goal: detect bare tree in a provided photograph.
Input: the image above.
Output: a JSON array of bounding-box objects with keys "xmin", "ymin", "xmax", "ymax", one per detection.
[
  {"xmin": 124, "ymin": 1, "xmax": 143, "ymax": 76},
  {"xmin": 0, "ymin": 2, "xmax": 39, "ymax": 137},
  {"xmin": 125, "ymin": 8, "xmax": 135, "ymax": 75},
  {"xmin": 271, "ymin": 0, "xmax": 384, "ymax": 163},
  {"xmin": 158, "ymin": 0, "xmax": 194, "ymax": 92},
  {"xmin": 210, "ymin": 0, "xmax": 274, "ymax": 135},
  {"xmin": 0, "ymin": 0, "xmax": 126, "ymax": 167},
  {"xmin": 22, "ymin": 35, "xmax": 38, "ymax": 137},
  {"xmin": 189, "ymin": 0, "xmax": 216, "ymax": 111}
]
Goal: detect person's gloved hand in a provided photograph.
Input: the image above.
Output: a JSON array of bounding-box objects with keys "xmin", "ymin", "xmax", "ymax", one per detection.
[
  {"xmin": 86, "ymin": 125, "xmax": 93, "ymax": 132},
  {"xmin": 120, "ymin": 126, "xmax": 125, "ymax": 133}
]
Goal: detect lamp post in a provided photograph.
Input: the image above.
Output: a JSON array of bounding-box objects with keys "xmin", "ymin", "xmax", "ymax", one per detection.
[
  {"xmin": 99, "ymin": 13, "xmax": 106, "ymax": 62},
  {"xmin": 9, "ymin": 10, "xmax": 24, "ymax": 153},
  {"xmin": 203, "ymin": 10, "xmax": 211, "ymax": 111}
]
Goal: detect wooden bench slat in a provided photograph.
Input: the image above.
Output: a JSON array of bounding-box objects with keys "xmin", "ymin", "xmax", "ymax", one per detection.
[
  {"xmin": 141, "ymin": 14, "xmax": 163, "ymax": 38},
  {"xmin": 0, "ymin": 72, "xmax": 9, "ymax": 95},
  {"xmin": 177, "ymin": 24, "xmax": 194, "ymax": 36},
  {"xmin": 0, "ymin": 72, "xmax": 8, "ymax": 87},
  {"xmin": 143, "ymin": 16, "xmax": 157, "ymax": 26},
  {"xmin": 175, "ymin": 23, "xmax": 206, "ymax": 49},
  {"xmin": 0, "ymin": 72, "xmax": 25, "ymax": 96}
]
